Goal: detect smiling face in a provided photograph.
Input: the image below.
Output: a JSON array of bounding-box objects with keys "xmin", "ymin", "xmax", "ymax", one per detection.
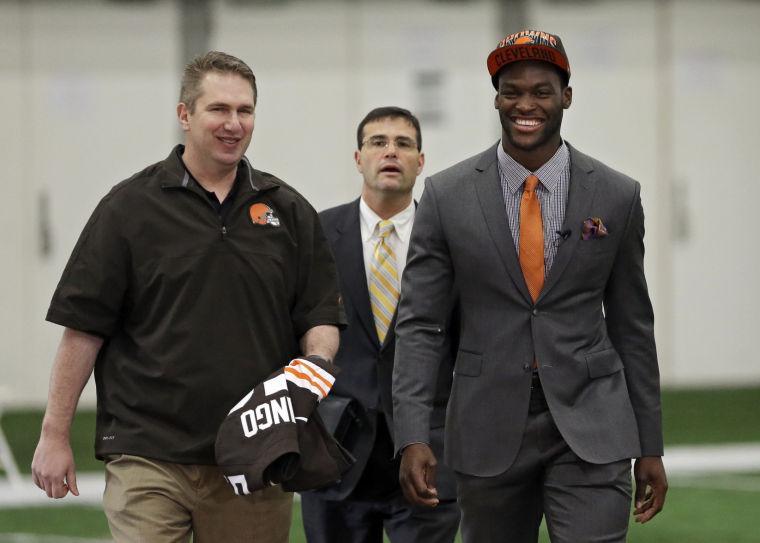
[
  {"xmin": 177, "ymin": 71, "xmax": 255, "ymax": 178},
  {"xmin": 495, "ymin": 61, "xmax": 572, "ymax": 170},
  {"xmin": 356, "ymin": 116, "xmax": 424, "ymax": 199}
]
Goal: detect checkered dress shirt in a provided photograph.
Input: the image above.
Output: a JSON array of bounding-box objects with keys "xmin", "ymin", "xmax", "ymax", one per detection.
[{"xmin": 496, "ymin": 141, "xmax": 571, "ymax": 275}]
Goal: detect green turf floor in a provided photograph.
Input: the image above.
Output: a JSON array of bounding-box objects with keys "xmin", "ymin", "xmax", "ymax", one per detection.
[
  {"xmin": 3, "ymin": 386, "xmax": 759, "ymax": 476},
  {"xmin": 660, "ymin": 386, "xmax": 760, "ymax": 444},
  {"xmin": 2, "ymin": 409, "xmax": 101, "ymax": 474},
  {"xmin": 2, "ymin": 477, "xmax": 760, "ymax": 543},
  {"xmin": 2, "ymin": 386, "xmax": 759, "ymax": 540}
]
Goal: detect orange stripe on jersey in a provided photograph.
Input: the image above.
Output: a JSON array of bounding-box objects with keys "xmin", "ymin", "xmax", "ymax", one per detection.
[
  {"xmin": 291, "ymin": 359, "xmax": 334, "ymax": 391},
  {"xmin": 284, "ymin": 366, "xmax": 328, "ymax": 397}
]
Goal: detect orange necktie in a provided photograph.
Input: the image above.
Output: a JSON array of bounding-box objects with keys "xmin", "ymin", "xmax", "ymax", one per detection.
[{"xmin": 519, "ymin": 174, "xmax": 544, "ymax": 302}]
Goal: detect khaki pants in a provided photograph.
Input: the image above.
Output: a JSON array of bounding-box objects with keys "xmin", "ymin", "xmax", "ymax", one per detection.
[{"xmin": 103, "ymin": 454, "xmax": 292, "ymax": 543}]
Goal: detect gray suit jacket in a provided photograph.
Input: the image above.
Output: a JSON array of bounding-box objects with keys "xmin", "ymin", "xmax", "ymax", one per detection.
[{"xmin": 393, "ymin": 143, "xmax": 663, "ymax": 477}]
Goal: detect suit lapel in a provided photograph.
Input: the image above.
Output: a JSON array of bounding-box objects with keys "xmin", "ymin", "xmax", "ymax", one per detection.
[
  {"xmin": 473, "ymin": 143, "xmax": 533, "ymax": 305},
  {"xmin": 538, "ymin": 144, "xmax": 596, "ymax": 301},
  {"xmin": 332, "ymin": 199, "xmax": 380, "ymax": 345}
]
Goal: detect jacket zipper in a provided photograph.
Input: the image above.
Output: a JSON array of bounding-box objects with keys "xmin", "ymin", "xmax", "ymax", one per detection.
[
  {"xmin": 163, "ymin": 180, "xmax": 275, "ymax": 241},
  {"xmin": 162, "ymin": 184, "xmax": 233, "ymax": 240}
]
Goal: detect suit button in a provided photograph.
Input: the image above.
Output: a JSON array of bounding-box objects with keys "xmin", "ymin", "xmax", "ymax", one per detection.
[
  {"xmin": 522, "ymin": 363, "xmax": 531, "ymax": 372},
  {"xmin": 532, "ymin": 308, "xmax": 539, "ymax": 316}
]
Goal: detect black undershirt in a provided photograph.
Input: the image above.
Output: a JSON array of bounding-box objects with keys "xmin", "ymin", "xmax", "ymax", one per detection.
[
  {"xmin": 178, "ymin": 149, "xmax": 241, "ymax": 223},
  {"xmin": 197, "ymin": 179, "xmax": 240, "ymax": 223}
]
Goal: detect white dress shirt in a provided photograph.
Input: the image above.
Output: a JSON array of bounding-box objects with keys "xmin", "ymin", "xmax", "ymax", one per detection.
[{"xmin": 359, "ymin": 198, "xmax": 415, "ymax": 289}]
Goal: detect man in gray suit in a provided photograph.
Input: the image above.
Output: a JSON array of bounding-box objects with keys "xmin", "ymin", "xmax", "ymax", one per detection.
[{"xmin": 393, "ymin": 29, "xmax": 668, "ymax": 542}]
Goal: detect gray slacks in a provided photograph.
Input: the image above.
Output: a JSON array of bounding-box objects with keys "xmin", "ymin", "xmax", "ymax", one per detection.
[{"xmin": 456, "ymin": 374, "xmax": 632, "ymax": 543}]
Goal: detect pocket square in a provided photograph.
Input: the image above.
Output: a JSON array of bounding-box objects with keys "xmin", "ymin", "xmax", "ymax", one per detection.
[{"xmin": 581, "ymin": 217, "xmax": 608, "ymax": 240}]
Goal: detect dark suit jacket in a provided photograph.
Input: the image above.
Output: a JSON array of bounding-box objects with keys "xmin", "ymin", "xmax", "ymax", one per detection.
[
  {"xmin": 314, "ymin": 198, "xmax": 457, "ymax": 500},
  {"xmin": 393, "ymin": 143, "xmax": 663, "ymax": 477}
]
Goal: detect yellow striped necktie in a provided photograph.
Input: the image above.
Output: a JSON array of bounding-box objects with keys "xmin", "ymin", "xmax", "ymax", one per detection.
[{"xmin": 369, "ymin": 220, "xmax": 399, "ymax": 344}]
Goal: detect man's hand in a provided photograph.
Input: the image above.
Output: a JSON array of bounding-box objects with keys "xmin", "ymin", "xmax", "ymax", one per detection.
[
  {"xmin": 399, "ymin": 443, "xmax": 439, "ymax": 507},
  {"xmin": 31, "ymin": 434, "xmax": 79, "ymax": 499},
  {"xmin": 633, "ymin": 456, "xmax": 668, "ymax": 523}
]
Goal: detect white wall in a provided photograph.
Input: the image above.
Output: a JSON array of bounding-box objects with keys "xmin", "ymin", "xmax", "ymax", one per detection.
[
  {"xmin": 523, "ymin": 0, "xmax": 760, "ymax": 386},
  {"xmin": 1, "ymin": 0, "xmax": 758, "ymax": 406},
  {"xmin": 214, "ymin": 0, "xmax": 499, "ymax": 209},
  {"xmin": 667, "ymin": 2, "xmax": 760, "ymax": 386},
  {"xmin": 0, "ymin": 0, "xmax": 179, "ymax": 406}
]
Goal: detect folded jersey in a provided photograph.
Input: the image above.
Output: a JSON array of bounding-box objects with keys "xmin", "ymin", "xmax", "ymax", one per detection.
[{"xmin": 215, "ymin": 355, "xmax": 354, "ymax": 495}]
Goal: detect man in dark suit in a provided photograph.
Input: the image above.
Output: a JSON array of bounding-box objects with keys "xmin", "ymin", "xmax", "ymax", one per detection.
[
  {"xmin": 393, "ymin": 30, "xmax": 668, "ymax": 542},
  {"xmin": 301, "ymin": 107, "xmax": 461, "ymax": 543}
]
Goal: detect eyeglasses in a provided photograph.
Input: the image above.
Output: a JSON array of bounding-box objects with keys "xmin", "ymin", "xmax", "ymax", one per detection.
[{"xmin": 361, "ymin": 136, "xmax": 418, "ymax": 152}]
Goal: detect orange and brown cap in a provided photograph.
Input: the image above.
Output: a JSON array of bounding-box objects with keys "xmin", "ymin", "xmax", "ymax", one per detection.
[{"xmin": 487, "ymin": 29, "xmax": 570, "ymax": 89}]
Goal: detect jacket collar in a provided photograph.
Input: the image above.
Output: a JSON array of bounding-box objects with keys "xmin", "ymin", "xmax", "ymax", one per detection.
[{"xmin": 160, "ymin": 144, "xmax": 280, "ymax": 195}]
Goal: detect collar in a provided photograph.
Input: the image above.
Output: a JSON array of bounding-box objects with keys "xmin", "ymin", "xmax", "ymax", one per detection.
[
  {"xmin": 160, "ymin": 144, "xmax": 279, "ymax": 194},
  {"xmin": 359, "ymin": 197, "xmax": 415, "ymax": 244},
  {"xmin": 497, "ymin": 140, "xmax": 569, "ymax": 194}
]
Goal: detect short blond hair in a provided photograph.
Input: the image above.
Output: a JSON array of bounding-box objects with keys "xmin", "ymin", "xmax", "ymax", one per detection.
[{"xmin": 180, "ymin": 51, "xmax": 257, "ymax": 112}]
